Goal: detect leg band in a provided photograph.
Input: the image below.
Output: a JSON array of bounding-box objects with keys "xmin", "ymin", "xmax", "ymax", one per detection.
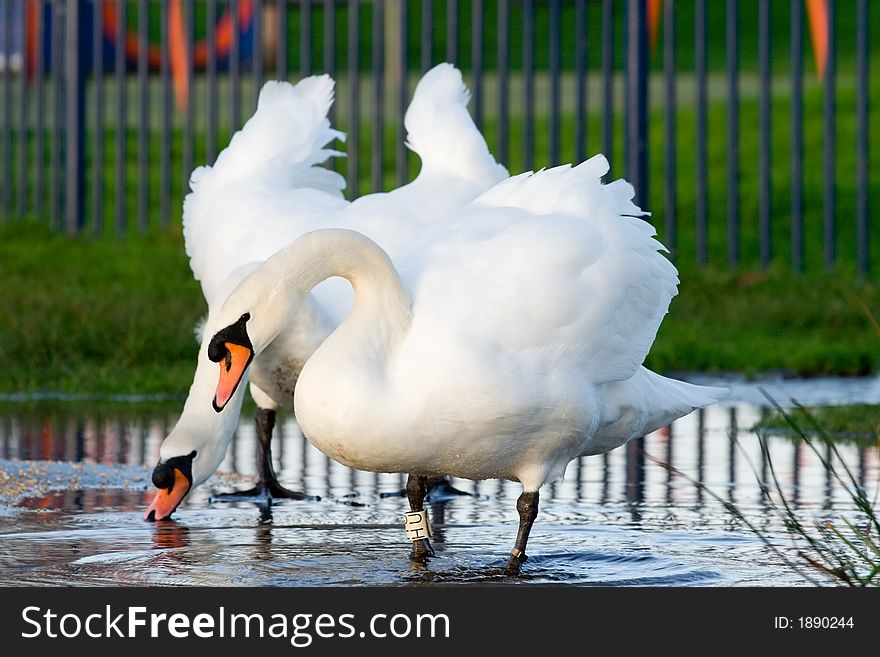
[{"xmin": 403, "ymin": 510, "xmax": 431, "ymax": 541}]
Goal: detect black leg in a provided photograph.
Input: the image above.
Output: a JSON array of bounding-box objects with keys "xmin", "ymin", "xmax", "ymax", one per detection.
[
  {"xmin": 210, "ymin": 409, "xmax": 318, "ymax": 505},
  {"xmin": 406, "ymin": 474, "xmax": 435, "ymax": 561},
  {"xmin": 503, "ymin": 490, "xmax": 540, "ymax": 576},
  {"xmin": 254, "ymin": 409, "xmax": 309, "ymax": 499}
]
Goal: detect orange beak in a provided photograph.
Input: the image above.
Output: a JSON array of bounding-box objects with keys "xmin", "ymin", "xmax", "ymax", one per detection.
[
  {"xmin": 213, "ymin": 342, "xmax": 252, "ymax": 411},
  {"xmin": 144, "ymin": 468, "xmax": 191, "ymax": 521}
]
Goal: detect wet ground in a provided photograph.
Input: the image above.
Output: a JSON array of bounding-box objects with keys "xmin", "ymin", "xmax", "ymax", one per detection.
[{"xmin": 0, "ymin": 377, "xmax": 877, "ymax": 586}]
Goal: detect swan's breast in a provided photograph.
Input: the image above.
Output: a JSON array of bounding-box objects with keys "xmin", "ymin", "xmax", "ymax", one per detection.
[{"xmin": 249, "ymin": 356, "xmax": 305, "ymax": 410}]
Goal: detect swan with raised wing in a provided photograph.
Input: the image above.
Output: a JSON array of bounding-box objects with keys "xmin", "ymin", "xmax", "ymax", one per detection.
[
  {"xmin": 145, "ymin": 63, "xmax": 507, "ymax": 520},
  {"xmin": 204, "ymin": 157, "xmax": 729, "ymax": 573}
]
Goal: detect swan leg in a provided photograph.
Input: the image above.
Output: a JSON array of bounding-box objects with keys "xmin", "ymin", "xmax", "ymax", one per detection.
[
  {"xmin": 406, "ymin": 474, "xmax": 436, "ymax": 561},
  {"xmin": 210, "ymin": 409, "xmax": 318, "ymax": 505},
  {"xmin": 503, "ymin": 490, "xmax": 539, "ymax": 576}
]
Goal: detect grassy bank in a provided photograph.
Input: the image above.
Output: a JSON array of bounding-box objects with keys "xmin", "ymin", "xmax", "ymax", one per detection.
[
  {"xmin": 0, "ymin": 222, "xmax": 877, "ymax": 395},
  {"xmin": 755, "ymin": 404, "xmax": 880, "ymax": 438},
  {"xmin": 0, "ymin": 223, "xmax": 204, "ymax": 394},
  {"xmin": 651, "ymin": 266, "xmax": 880, "ymax": 377}
]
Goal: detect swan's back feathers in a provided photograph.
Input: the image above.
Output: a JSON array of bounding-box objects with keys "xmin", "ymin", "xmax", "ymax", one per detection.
[
  {"xmin": 404, "ymin": 63, "xmax": 507, "ymax": 187},
  {"xmin": 184, "ymin": 76, "xmax": 346, "ymax": 303},
  {"xmin": 408, "ymin": 155, "xmax": 680, "ymax": 386}
]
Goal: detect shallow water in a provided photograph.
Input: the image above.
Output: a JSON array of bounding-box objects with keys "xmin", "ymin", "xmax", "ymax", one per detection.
[{"xmin": 0, "ymin": 378, "xmax": 877, "ymax": 586}]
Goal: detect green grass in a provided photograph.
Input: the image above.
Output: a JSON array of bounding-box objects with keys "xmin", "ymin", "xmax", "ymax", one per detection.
[
  {"xmin": 755, "ymin": 404, "xmax": 880, "ymax": 439},
  {"xmin": 646, "ymin": 266, "xmax": 880, "ymax": 377},
  {"xmin": 0, "ymin": 222, "xmax": 204, "ymax": 394},
  {"xmin": 0, "ymin": 221, "xmax": 878, "ymax": 395}
]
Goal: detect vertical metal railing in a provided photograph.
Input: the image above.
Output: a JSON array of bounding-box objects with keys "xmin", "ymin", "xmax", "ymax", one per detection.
[
  {"xmin": 252, "ymin": 0, "xmax": 263, "ymax": 103},
  {"xmin": 663, "ymin": 0, "xmax": 676, "ymax": 258},
  {"xmin": 823, "ymin": 0, "xmax": 836, "ymax": 270},
  {"xmin": 322, "ymin": 0, "xmax": 334, "ymax": 121},
  {"xmin": 182, "ymin": 0, "xmax": 193, "ymax": 212},
  {"xmin": 64, "ymin": 0, "xmax": 85, "ymax": 234},
  {"xmin": 758, "ymin": 0, "xmax": 771, "ymax": 269},
  {"xmin": 574, "ymin": 0, "xmax": 586, "ymax": 165},
  {"xmin": 625, "ymin": 0, "xmax": 647, "ymax": 208},
  {"xmin": 1, "ymin": 0, "xmax": 13, "ymax": 221},
  {"xmin": 601, "ymin": 0, "xmax": 613, "ymax": 173},
  {"xmin": 136, "ymin": 0, "xmax": 147, "ymax": 233},
  {"xmin": 92, "ymin": 0, "xmax": 103, "ymax": 234},
  {"xmin": 790, "ymin": 0, "xmax": 803, "ymax": 272},
  {"xmin": 445, "ymin": 0, "xmax": 456, "ymax": 62},
  {"xmin": 395, "ymin": 0, "xmax": 407, "ymax": 188},
  {"xmin": 694, "ymin": 0, "xmax": 707, "ymax": 266},
  {"xmin": 496, "ymin": 0, "xmax": 509, "ymax": 167},
  {"xmin": 298, "ymin": 0, "xmax": 307, "ymax": 76},
  {"xmin": 856, "ymin": 0, "xmax": 869, "ymax": 276},
  {"xmin": 522, "ymin": 0, "xmax": 534, "ymax": 172},
  {"xmin": 230, "ymin": 0, "xmax": 241, "ymax": 136},
  {"xmin": 113, "ymin": 0, "xmax": 124, "ymax": 234},
  {"xmin": 159, "ymin": 0, "xmax": 171, "ymax": 229},
  {"xmin": 470, "ymin": 0, "xmax": 483, "ymax": 131},
  {"xmin": 49, "ymin": 0, "xmax": 63, "ymax": 231},
  {"xmin": 347, "ymin": 0, "xmax": 358, "ymax": 197},
  {"xmin": 548, "ymin": 0, "xmax": 560, "ymax": 167},
  {"xmin": 15, "ymin": 0, "xmax": 26, "ymax": 218},
  {"xmin": 206, "ymin": 0, "xmax": 218, "ymax": 163},
  {"xmin": 420, "ymin": 0, "xmax": 431, "ymax": 72},
  {"xmin": 0, "ymin": 0, "xmax": 872, "ymax": 277},
  {"xmin": 275, "ymin": 0, "xmax": 286, "ymax": 79},
  {"xmin": 371, "ymin": 0, "xmax": 383, "ymax": 193},
  {"xmin": 33, "ymin": 0, "xmax": 46, "ymax": 221},
  {"xmin": 725, "ymin": 0, "xmax": 738, "ymax": 267}
]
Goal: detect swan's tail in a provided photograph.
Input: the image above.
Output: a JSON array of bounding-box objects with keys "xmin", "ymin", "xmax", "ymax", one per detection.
[
  {"xmin": 404, "ymin": 63, "xmax": 507, "ymax": 185},
  {"xmin": 636, "ymin": 371, "xmax": 730, "ymax": 436},
  {"xmin": 588, "ymin": 368, "xmax": 730, "ymax": 455},
  {"xmin": 645, "ymin": 371, "xmax": 731, "ymax": 425}
]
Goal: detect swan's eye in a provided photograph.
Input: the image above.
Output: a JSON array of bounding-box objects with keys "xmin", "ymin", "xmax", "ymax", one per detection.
[{"xmin": 239, "ymin": 313, "xmax": 250, "ymax": 323}]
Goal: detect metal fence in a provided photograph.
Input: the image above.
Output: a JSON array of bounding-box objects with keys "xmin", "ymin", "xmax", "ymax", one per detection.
[{"xmin": 0, "ymin": 1, "xmax": 875, "ymax": 274}]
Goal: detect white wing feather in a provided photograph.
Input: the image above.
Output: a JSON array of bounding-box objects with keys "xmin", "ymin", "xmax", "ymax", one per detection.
[
  {"xmin": 183, "ymin": 76, "xmax": 346, "ymax": 304},
  {"xmin": 403, "ymin": 155, "xmax": 679, "ymax": 385}
]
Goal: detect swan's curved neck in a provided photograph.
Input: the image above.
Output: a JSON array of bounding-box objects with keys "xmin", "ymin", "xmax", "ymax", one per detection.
[{"xmin": 248, "ymin": 229, "xmax": 413, "ymax": 356}]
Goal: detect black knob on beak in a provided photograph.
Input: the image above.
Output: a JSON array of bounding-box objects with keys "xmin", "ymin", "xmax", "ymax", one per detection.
[
  {"xmin": 152, "ymin": 461, "xmax": 175, "ymax": 489},
  {"xmin": 150, "ymin": 451, "xmax": 197, "ymax": 491}
]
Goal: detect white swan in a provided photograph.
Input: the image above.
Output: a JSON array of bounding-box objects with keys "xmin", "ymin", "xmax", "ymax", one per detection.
[
  {"xmin": 204, "ymin": 156, "xmax": 729, "ymax": 573},
  {"xmin": 145, "ymin": 63, "xmax": 507, "ymax": 519}
]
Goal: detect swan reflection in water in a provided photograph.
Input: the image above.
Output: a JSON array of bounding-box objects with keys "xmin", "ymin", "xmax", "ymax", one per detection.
[{"xmin": 0, "ymin": 400, "xmax": 876, "ymax": 586}]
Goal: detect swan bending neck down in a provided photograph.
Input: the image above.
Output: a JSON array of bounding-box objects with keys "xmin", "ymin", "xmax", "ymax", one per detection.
[{"xmin": 208, "ymin": 225, "xmax": 727, "ymax": 574}]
